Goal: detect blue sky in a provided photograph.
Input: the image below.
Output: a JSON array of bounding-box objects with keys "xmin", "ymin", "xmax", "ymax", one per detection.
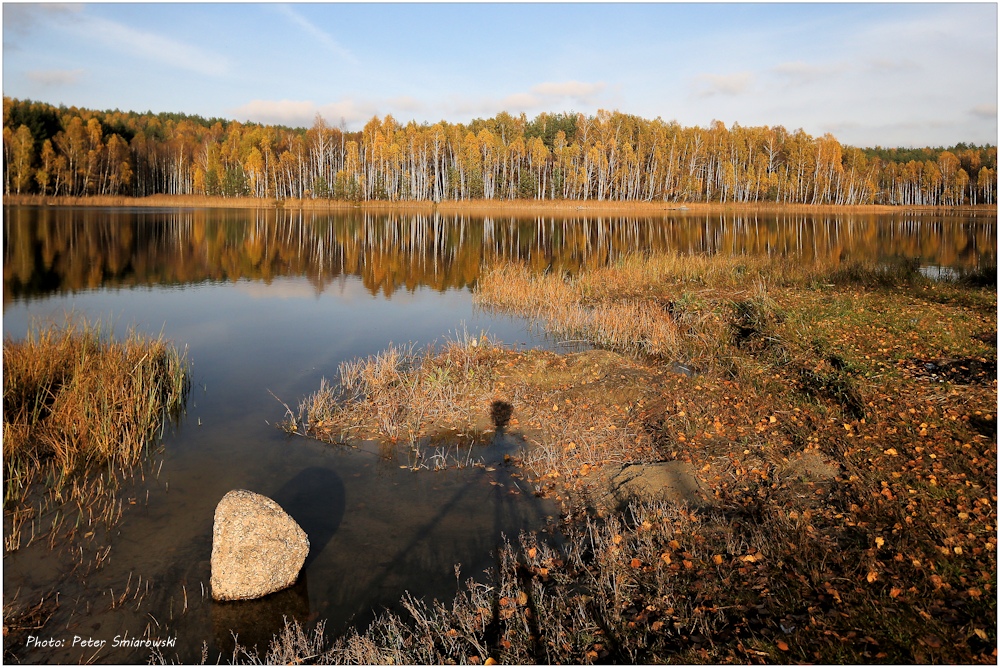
[{"xmin": 3, "ymin": 2, "xmax": 997, "ymax": 147}]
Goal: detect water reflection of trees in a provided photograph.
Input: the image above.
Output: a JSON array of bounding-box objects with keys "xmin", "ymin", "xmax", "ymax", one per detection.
[{"xmin": 3, "ymin": 207, "xmax": 995, "ymax": 305}]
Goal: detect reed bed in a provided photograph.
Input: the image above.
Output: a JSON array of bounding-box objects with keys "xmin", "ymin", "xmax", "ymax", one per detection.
[
  {"xmin": 474, "ymin": 254, "xmax": 801, "ymax": 369},
  {"xmin": 3, "ymin": 317, "xmax": 189, "ymax": 553}
]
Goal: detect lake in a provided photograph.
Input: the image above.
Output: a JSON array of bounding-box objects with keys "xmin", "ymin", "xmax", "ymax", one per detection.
[{"xmin": 2, "ymin": 205, "xmax": 995, "ymax": 663}]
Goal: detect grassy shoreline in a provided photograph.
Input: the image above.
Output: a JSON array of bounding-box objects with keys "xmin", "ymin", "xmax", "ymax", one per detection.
[
  {"xmin": 2, "ymin": 318, "xmax": 189, "ymax": 549},
  {"xmin": 3, "ymin": 193, "xmax": 995, "ymax": 216},
  {"xmin": 3, "ymin": 318, "xmax": 190, "ymax": 662},
  {"xmin": 265, "ymin": 253, "xmax": 996, "ymax": 664}
]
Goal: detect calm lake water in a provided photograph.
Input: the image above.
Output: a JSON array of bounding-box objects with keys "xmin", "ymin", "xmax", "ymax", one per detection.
[{"xmin": 2, "ymin": 205, "xmax": 996, "ymax": 663}]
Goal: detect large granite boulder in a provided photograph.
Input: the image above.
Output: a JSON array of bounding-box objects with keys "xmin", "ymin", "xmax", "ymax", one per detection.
[{"xmin": 211, "ymin": 489, "xmax": 310, "ymax": 601}]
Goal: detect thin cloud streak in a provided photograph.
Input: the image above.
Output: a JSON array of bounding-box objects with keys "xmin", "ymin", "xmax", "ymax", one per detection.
[
  {"xmin": 68, "ymin": 15, "xmax": 231, "ymax": 77},
  {"xmin": 275, "ymin": 5, "xmax": 358, "ymax": 65}
]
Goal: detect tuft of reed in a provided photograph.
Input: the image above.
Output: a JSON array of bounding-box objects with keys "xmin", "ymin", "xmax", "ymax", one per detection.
[
  {"xmin": 3, "ymin": 316, "xmax": 189, "ymax": 553},
  {"xmin": 287, "ymin": 331, "xmax": 505, "ymax": 452}
]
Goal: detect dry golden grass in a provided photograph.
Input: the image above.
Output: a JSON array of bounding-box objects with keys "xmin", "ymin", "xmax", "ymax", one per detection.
[
  {"xmin": 287, "ymin": 332, "xmax": 506, "ymax": 455},
  {"xmin": 474, "ymin": 254, "xmax": 799, "ymax": 368},
  {"xmin": 3, "ymin": 317, "xmax": 189, "ymax": 553},
  {"xmin": 5, "ymin": 193, "xmax": 992, "ymax": 216}
]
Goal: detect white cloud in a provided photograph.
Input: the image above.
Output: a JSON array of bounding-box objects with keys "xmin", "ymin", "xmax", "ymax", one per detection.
[
  {"xmin": 387, "ymin": 96, "xmax": 425, "ymax": 113},
  {"xmin": 865, "ymin": 58, "xmax": 918, "ymax": 73},
  {"xmin": 3, "ymin": 3, "xmax": 80, "ymax": 35},
  {"xmin": 232, "ymin": 100, "xmax": 317, "ymax": 126},
  {"xmin": 317, "ymin": 100, "xmax": 379, "ymax": 127},
  {"xmin": 970, "ymin": 104, "xmax": 997, "ymax": 120},
  {"xmin": 531, "ymin": 81, "xmax": 607, "ymax": 102},
  {"xmin": 501, "ymin": 92, "xmax": 541, "ymax": 109},
  {"xmin": 26, "ymin": 68, "xmax": 85, "ymax": 87},
  {"xmin": 3, "ymin": 4, "xmax": 81, "ymax": 52},
  {"xmin": 68, "ymin": 15, "xmax": 231, "ymax": 77},
  {"xmin": 693, "ymin": 72, "xmax": 753, "ymax": 98},
  {"xmin": 446, "ymin": 80, "xmax": 609, "ymax": 118},
  {"xmin": 274, "ymin": 5, "xmax": 358, "ymax": 65},
  {"xmin": 772, "ymin": 61, "xmax": 844, "ymax": 87},
  {"xmin": 231, "ymin": 99, "xmax": 378, "ymax": 128}
]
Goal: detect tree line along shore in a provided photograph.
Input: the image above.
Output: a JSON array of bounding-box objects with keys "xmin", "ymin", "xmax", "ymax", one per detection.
[{"xmin": 4, "ymin": 97, "xmax": 996, "ymax": 207}]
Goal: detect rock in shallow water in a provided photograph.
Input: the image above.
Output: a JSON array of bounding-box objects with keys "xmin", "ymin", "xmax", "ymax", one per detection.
[{"xmin": 211, "ymin": 489, "xmax": 309, "ymax": 601}]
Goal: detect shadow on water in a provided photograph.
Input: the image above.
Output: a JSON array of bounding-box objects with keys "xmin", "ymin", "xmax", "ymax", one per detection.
[
  {"xmin": 271, "ymin": 466, "xmax": 346, "ymax": 569},
  {"xmin": 209, "ymin": 466, "xmax": 344, "ymax": 658},
  {"xmin": 211, "ymin": 575, "xmax": 311, "ymax": 659},
  {"xmin": 342, "ymin": 429, "xmax": 560, "ymax": 631}
]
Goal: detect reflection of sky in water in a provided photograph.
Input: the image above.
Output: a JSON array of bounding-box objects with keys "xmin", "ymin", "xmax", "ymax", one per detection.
[
  {"xmin": 3, "ymin": 276, "xmax": 556, "ymax": 456},
  {"xmin": 2, "ymin": 276, "xmax": 562, "ymax": 663}
]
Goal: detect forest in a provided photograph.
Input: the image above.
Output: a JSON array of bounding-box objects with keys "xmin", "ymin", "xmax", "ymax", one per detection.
[{"xmin": 3, "ymin": 96, "xmax": 996, "ymax": 207}]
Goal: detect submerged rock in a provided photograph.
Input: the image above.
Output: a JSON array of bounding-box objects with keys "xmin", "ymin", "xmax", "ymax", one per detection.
[{"xmin": 210, "ymin": 489, "xmax": 309, "ymax": 601}]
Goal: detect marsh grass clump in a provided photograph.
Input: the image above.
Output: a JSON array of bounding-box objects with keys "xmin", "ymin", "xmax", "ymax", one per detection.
[
  {"xmin": 289, "ymin": 333, "xmax": 506, "ymax": 450},
  {"xmin": 3, "ymin": 317, "xmax": 189, "ymax": 553}
]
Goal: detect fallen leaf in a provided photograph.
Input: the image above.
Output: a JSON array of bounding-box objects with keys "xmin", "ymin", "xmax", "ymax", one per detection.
[{"xmin": 777, "ymin": 640, "xmax": 789, "ymax": 651}]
